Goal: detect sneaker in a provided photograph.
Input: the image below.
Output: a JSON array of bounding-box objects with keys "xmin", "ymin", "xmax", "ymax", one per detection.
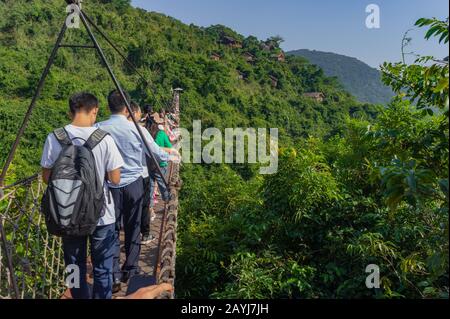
[{"xmin": 142, "ymin": 234, "xmax": 155, "ymax": 245}]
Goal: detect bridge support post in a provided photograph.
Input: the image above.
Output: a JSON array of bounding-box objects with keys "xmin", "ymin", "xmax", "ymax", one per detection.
[
  {"xmin": 78, "ymin": 9, "xmax": 170, "ymax": 189},
  {"xmin": 0, "ymin": 216, "xmax": 20, "ymax": 299},
  {"xmin": 171, "ymin": 88, "xmax": 183, "ymax": 124}
]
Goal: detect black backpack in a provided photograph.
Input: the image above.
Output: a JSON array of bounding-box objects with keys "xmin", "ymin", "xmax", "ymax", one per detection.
[{"xmin": 42, "ymin": 128, "xmax": 109, "ymax": 237}]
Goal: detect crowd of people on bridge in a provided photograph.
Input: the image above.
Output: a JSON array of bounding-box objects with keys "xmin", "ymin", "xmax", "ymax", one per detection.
[{"xmin": 40, "ymin": 90, "xmax": 181, "ymax": 299}]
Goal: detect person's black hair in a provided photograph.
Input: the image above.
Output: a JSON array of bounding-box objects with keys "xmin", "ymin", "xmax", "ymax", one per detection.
[
  {"xmin": 69, "ymin": 92, "xmax": 99, "ymax": 115},
  {"xmin": 143, "ymin": 104, "xmax": 153, "ymax": 114},
  {"xmin": 108, "ymin": 90, "xmax": 130, "ymax": 114}
]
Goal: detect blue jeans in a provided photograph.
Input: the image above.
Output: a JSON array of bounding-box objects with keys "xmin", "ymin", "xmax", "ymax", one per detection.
[{"xmin": 62, "ymin": 224, "xmax": 115, "ymax": 299}]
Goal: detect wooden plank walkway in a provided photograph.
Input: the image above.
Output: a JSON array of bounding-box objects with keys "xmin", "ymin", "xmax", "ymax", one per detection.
[{"xmin": 113, "ymin": 199, "xmax": 166, "ymax": 298}]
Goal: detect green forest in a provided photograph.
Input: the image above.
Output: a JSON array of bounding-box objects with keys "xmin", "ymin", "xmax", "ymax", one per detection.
[{"xmin": 0, "ymin": 0, "xmax": 448, "ymax": 299}]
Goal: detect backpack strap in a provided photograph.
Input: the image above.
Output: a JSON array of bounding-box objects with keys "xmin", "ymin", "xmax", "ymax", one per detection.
[
  {"xmin": 53, "ymin": 128, "xmax": 72, "ymax": 146},
  {"xmin": 84, "ymin": 129, "xmax": 109, "ymax": 151}
]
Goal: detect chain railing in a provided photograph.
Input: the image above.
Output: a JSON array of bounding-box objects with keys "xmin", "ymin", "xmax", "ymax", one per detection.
[{"xmin": 0, "ymin": 175, "xmax": 65, "ymax": 299}]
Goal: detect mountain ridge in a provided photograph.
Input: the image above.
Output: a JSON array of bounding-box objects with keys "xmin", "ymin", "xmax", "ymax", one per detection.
[{"xmin": 288, "ymin": 49, "xmax": 394, "ymax": 105}]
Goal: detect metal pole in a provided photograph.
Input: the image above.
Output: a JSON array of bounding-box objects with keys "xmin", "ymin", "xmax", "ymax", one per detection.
[
  {"xmin": 82, "ymin": 12, "xmax": 149, "ymax": 86},
  {"xmin": 78, "ymin": 9, "xmax": 170, "ymax": 188},
  {"xmin": 0, "ymin": 217, "xmax": 20, "ymax": 299},
  {"xmin": 59, "ymin": 44, "xmax": 96, "ymax": 49},
  {"xmin": 82, "ymin": 12, "xmax": 176, "ymax": 112},
  {"xmin": 0, "ymin": 22, "xmax": 68, "ymax": 189},
  {"xmin": 171, "ymin": 88, "xmax": 183, "ymax": 123}
]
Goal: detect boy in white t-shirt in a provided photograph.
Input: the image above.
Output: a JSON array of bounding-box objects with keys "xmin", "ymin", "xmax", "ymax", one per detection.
[{"xmin": 41, "ymin": 92, "xmax": 124, "ymax": 299}]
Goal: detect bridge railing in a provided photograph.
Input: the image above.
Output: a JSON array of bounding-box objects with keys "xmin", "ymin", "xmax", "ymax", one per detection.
[
  {"xmin": 0, "ymin": 175, "xmax": 65, "ymax": 299},
  {"xmin": 155, "ymin": 162, "xmax": 181, "ymax": 299}
]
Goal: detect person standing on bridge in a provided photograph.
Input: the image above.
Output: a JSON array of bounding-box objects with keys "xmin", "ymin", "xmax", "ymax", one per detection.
[
  {"xmin": 96, "ymin": 90, "xmax": 178, "ymax": 293},
  {"xmin": 128, "ymin": 103, "xmax": 180, "ymax": 245},
  {"xmin": 41, "ymin": 92, "xmax": 124, "ymax": 299},
  {"xmin": 128, "ymin": 102, "xmax": 155, "ymax": 246},
  {"xmin": 147, "ymin": 113, "xmax": 176, "ymax": 218}
]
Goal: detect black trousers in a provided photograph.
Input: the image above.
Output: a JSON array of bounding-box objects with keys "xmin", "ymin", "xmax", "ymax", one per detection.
[
  {"xmin": 110, "ymin": 177, "xmax": 144, "ymax": 282},
  {"xmin": 140, "ymin": 176, "xmax": 151, "ymax": 236}
]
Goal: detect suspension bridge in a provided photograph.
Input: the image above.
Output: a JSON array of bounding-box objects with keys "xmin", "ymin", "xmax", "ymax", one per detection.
[{"xmin": 0, "ymin": 1, "xmax": 182, "ymax": 299}]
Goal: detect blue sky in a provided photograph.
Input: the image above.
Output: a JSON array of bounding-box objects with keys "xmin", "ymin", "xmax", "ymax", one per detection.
[{"xmin": 131, "ymin": 0, "xmax": 449, "ymax": 68}]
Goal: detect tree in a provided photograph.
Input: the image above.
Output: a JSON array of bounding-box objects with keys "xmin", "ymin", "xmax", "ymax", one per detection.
[
  {"xmin": 381, "ymin": 18, "xmax": 449, "ymax": 113},
  {"xmin": 265, "ymin": 35, "xmax": 284, "ymax": 48}
]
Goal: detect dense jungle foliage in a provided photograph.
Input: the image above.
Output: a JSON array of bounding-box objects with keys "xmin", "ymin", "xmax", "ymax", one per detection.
[{"xmin": 0, "ymin": 0, "xmax": 448, "ymax": 299}]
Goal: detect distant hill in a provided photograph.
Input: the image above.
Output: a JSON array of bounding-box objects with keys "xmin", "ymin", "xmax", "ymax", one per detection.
[{"xmin": 288, "ymin": 49, "xmax": 394, "ymax": 105}]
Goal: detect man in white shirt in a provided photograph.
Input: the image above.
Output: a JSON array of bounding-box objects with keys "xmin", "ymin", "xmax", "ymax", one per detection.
[{"xmin": 41, "ymin": 92, "xmax": 124, "ymax": 299}]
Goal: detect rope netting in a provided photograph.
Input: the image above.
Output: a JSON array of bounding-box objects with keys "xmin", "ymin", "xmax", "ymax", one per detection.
[{"xmin": 0, "ymin": 175, "xmax": 65, "ymax": 299}]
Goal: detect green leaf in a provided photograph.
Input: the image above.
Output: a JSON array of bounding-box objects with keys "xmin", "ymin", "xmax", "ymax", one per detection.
[
  {"xmin": 425, "ymin": 26, "xmax": 439, "ymax": 40},
  {"xmin": 438, "ymin": 31, "xmax": 449, "ymax": 44},
  {"xmin": 433, "ymin": 77, "xmax": 449, "ymax": 93}
]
